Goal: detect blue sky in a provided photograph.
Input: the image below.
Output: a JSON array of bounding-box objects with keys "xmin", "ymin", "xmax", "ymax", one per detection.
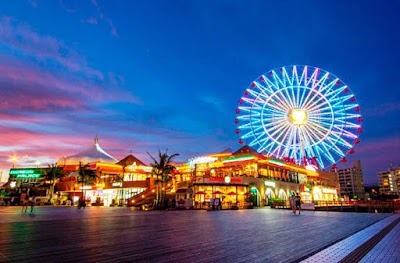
[{"xmin": 0, "ymin": 0, "xmax": 399, "ymax": 184}]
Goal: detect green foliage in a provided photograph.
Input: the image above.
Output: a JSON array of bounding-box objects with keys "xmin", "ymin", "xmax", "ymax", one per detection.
[
  {"xmin": 148, "ymin": 149, "xmax": 179, "ymax": 208},
  {"xmin": 78, "ymin": 162, "xmax": 97, "ymax": 184}
]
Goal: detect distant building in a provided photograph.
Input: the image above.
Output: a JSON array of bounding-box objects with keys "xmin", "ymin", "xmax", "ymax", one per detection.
[
  {"xmin": 336, "ymin": 160, "xmax": 366, "ymax": 200},
  {"xmin": 378, "ymin": 166, "xmax": 400, "ymax": 195}
]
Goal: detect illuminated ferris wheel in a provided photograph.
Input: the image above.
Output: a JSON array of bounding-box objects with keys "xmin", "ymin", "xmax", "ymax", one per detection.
[{"xmin": 235, "ymin": 65, "xmax": 362, "ymax": 170}]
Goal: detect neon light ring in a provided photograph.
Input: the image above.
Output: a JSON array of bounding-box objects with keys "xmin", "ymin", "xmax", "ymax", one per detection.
[{"xmin": 235, "ymin": 65, "xmax": 362, "ymax": 170}]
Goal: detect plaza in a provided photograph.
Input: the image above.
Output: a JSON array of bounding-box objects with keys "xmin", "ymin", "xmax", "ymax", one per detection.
[{"xmin": 0, "ymin": 206, "xmax": 398, "ymax": 262}]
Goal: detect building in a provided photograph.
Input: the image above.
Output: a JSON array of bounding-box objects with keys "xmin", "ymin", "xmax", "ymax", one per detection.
[
  {"xmin": 336, "ymin": 160, "xmax": 366, "ymax": 200},
  {"xmin": 171, "ymin": 145, "xmax": 340, "ymax": 209},
  {"xmin": 55, "ymin": 138, "xmax": 153, "ymax": 206},
  {"xmin": 378, "ymin": 166, "xmax": 400, "ymax": 196}
]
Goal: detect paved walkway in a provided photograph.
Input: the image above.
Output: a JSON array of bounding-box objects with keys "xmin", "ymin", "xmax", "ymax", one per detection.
[{"xmin": 0, "ymin": 206, "xmax": 398, "ymax": 263}]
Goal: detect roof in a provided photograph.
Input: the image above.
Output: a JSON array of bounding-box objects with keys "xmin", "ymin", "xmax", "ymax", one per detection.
[
  {"xmin": 231, "ymin": 145, "xmax": 266, "ymax": 159},
  {"xmin": 57, "ymin": 138, "xmax": 118, "ymax": 166},
  {"xmin": 219, "ymin": 148, "xmax": 233, "ymax": 154},
  {"xmin": 117, "ymin": 154, "xmax": 147, "ymax": 166}
]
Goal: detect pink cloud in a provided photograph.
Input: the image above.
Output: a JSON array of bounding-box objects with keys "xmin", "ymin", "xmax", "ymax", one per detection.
[{"xmin": 0, "ymin": 16, "xmax": 103, "ymax": 80}]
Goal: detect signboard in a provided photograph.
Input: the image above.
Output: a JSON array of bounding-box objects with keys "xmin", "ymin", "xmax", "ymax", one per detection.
[
  {"xmin": 198, "ymin": 177, "xmax": 243, "ymax": 184},
  {"xmin": 9, "ymin": 168, "xmax": 43, "ymax": 178},
  {"xmin": 264, "ymin": 181, "xmax": 276, "ymax": 187},
  {"xmin": 112, "ymin": 182, "xmax": 123, "ymax": 187}
]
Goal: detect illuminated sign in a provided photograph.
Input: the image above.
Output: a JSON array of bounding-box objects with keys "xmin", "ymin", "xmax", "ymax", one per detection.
[
  {"xmin": 188, "ymin": 156, "xmax": 218, "ymax": 168},
  {"xmin": 223, "ymin": 155, "xmax": 254, "ymax": 163},
  {"xmin": 264, "ymin": 181, "xmax": 276, "ymax": 187},
  {"xmin": 112, "ymin": 182, "xmax": 123, "ymax": 187},
  {"xmin": 10, "ymin": 169, "xmax": 43, "ymax": 178},
  {"xmin": 305, "ymin": 165, "xmax": 317, "ymax": 172},
  {"xmin": 322, "ymin": 188, "xmax": 337, "ymax": 194},
  {"xmin": 268, "ymin": 159, "xmax": 285, "ymax": 166},
  {"xmin": 224, "ymin": 176, "xmax": 231, "ymax": 183},
  {"xmin": 79, "ymin": 186, "xmax": 92, "ymax": 190},
  {"xmin": 202, "ymin": 177, "xmax": 243, "ymax": 184}
]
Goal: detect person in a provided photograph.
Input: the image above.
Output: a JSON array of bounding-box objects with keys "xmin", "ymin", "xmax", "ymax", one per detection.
[
  {"xmin": 21, "ymin": 194, "xmax": 29, "ymax": 213},
  {"xmin": 290, "ymin": 193, "xmax": 296, "ymax": 214},
  {"xmin": 30, "ymin": 194, "xmax": 37, "ymax": 213},
  {"xmin": 295, "ymin": 193, "xmax": 301, "ymax": 215}
]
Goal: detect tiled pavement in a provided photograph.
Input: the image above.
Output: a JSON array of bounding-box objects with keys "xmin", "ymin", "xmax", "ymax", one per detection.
[
  {"xmin": 0, "ymin": 206, "xmax": 398, "ymax": 263},
  {"xmin": 359, "ymin": 218, "xmax": 400, "ymax": 263},
  {"xmin": 300, "ymin": 213, "xmax": 400, "ymax": 263}
]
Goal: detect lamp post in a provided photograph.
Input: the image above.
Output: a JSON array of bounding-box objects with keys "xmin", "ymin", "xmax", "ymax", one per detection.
[{"xmin": 11, "ymin": 155, "xmax": 18, "ymax": 168}]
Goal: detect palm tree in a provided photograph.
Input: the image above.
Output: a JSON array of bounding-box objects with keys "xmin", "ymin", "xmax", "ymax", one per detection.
[
  {"xmin": 78, "ymin": 162, "xmax": 97, "ymax": 200},
  {"xmin": 148, "ymin": 150, "xmax": 179, "ymax": 208},
  {"xmin": 45, "ymin": 164, "xmax": 65, "ymax": 199}
]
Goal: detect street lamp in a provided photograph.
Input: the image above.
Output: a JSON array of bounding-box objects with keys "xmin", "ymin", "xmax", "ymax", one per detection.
[{"xmin": 11, "ymin": 155, "xmax": 19, "ymax": 168}]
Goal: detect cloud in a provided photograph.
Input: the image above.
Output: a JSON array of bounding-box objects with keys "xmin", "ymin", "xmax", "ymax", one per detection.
[
  {"xmin": 341, "ymin": 135, "xmax": 400, "ymax": 184},
  {"xmin": 199, "ymin": 95, "xmax": 226, "ymax": 113},
  {"xmin": 89, "ymin": 0, "xmax": 118, "ymax": 37},
  {"xmin": 0, "ymin": 16, "xmax": 103, "ymax": 80},
  {"xmin": 87, "ymin": 17, "xmax": 98, "ymax": 25},
  {"xmin": 363, "ymin": 102, "xmax": 400, "ymax": 117}
]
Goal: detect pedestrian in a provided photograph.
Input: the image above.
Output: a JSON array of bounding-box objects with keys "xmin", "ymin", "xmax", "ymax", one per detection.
[
  {"xmin": 290, "ymin": 193, "xmax": 296, "ymax": 214},
  {"xmin": 21, "ymin": 194, "xmax": 29, "ymax": 213},
  {"xmin": 295, "ymin": 193, "xmax": 301, "ymax": 215},
  {"xmin": 30, "ymin": 194, "xmax": 37, "ymax": 213}
]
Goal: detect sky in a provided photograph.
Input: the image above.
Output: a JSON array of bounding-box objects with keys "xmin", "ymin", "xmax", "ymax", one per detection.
[{"xmin": 0, "ymin": 0, "xmax": 399, "ymax": 185}]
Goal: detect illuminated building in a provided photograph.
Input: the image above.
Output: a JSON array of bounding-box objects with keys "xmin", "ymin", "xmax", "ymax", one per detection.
[
  {"xmin": 174, "ymin": 145, "xmax": 339, "ymax": 209},
  {"xmin": 55, "ymin": 138, "xmax": 153, "ymax": 206},
  {"xmin": 378, "ymin": 166, "xmax": 400, "ymax": 195},
  {"xmin": 335, "ymin": 160, "xmax": 365, "ymax": 200}
]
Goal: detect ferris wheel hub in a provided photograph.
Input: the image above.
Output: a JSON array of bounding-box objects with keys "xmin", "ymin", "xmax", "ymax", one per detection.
[{"xmin": 289, "ymin": 109, "xmax": 307, "ymax": 125}]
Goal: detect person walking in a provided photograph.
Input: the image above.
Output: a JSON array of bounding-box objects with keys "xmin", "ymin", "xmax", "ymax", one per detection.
[
  {"xmin": 21, "ymin": 194, "xmax": 29, "ymax": 213},
  {"xmin": 30, "ymin": 194, "xmax": 37, "ymax": 213},
  {"xmin": 290, "ymin": 193, "xmax": 296, "ymax": 214},
  {"xmin": 295, "ymin": 193, "xmax": 302, "ymax": 215}
]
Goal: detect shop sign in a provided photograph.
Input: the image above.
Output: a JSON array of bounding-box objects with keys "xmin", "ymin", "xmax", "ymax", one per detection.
[
  {"xmin": 10, "ymin": 168, "xmax": 42, "ymax": 178},
  {"xmin": 264, "ymin": 181, "xmax": 276, "ymax": 187},
  {"xmin": 300, "ymin": 184, "xmax": 311, "ymax": 192},
  {"xmin": 322, "ymin": 188, "xmax": 337, "ymax": 194},
  {"xmin": 79, "ymin": 185, "xmax": 92, "ymax": 190},
  {"xmin": 188, "ymin": 156, "xmax": 218, "ymax": 168},
  {"xmin": 203, "ymin": 177, "xmax": 243, "ymax": 184},
  {"xmin": 112, "ymin": 182, "xmax": 123, "ymax": 187}
]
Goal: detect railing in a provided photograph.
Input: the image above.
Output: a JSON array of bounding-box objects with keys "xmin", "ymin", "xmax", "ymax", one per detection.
[
  {"xmin": 127, "ymin": 187, "xmax": 156, "ymax": 206},
  {"xmin": 271, "ymin": 199, "xmax": 400, "ymax": 213}
]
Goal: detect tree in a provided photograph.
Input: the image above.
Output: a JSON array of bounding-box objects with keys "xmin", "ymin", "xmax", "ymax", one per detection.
[
  {"xmin": 45, "ymin": 164, "xmax": 65, "ymax": 199},
  {"xmin": 77, "ymin": 162, "xmax": 97, "ymax": 200},
  {"xmin": 148, "ymin": 150, "xmax": 179, "ymax": 208}
]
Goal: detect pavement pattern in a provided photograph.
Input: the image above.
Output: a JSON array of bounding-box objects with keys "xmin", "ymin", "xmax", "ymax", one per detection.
[{"xmin": 0, "ymin": 206, "xmax": 398, "ymax": 263}]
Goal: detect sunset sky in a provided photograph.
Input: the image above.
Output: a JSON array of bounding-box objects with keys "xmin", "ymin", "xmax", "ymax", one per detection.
[{"xmin": 0, "ymin": 1, "xmax": 399, "ymax": 184}]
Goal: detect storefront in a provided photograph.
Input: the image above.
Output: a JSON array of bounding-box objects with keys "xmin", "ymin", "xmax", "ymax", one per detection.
[{"xmin": 192, "ymin": 176, "xmax": 248, "ymax": 209}]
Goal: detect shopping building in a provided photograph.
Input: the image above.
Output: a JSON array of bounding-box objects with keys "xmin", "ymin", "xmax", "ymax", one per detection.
[
  {"xmin": 172, "ymin": 145, "xmax": 339, "ymax": 209},
  {"xmin": 55, "ymin": 138, "xmax": 152, "ymax": 206},
  {"xmin": 4, "ymin": 139, "xmax": 340, "ymax": 209}
]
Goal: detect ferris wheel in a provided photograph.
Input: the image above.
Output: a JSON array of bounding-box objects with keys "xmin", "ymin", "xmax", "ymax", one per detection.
[{"xmin": 235, "ymin": 65, "xmax": 362, "ymax": 170}]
